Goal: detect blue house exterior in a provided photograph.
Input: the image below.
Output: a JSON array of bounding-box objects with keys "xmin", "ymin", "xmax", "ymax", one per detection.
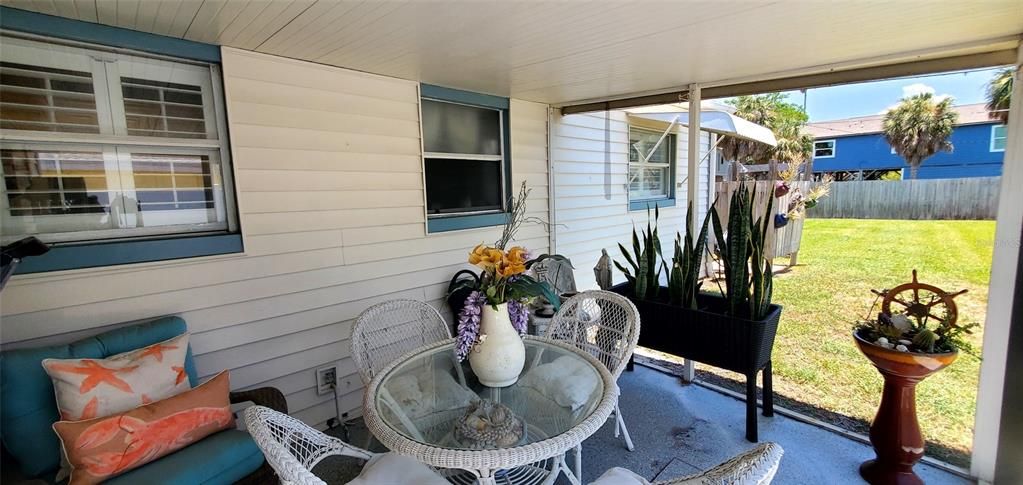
[{"xmin": 807, "ymin": 104, "xmax": 1005, "ymax": 179}]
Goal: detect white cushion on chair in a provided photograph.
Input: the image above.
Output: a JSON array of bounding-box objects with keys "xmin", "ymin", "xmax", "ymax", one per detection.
[
  {"xmin": 588, "ymin": 467, "xmax": 650, "ymax": 485},
  {"xmin": 521, "ymin": 355, "xmax": 599, "ymax": 410},
  {"xmin": 346, "ymin": 453, "xmax": 448, "ymax": 485}
]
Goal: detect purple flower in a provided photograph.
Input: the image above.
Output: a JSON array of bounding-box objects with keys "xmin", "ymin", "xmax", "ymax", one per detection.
[
  {"xmin": 508, "ymin": 299, "xmax": 529, "ymax": 335},
  {"xmin": 455, "ymin": 291, "xmax": 485, "ymax": 361}
]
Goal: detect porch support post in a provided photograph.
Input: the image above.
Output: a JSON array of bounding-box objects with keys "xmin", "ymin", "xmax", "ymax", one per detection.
[
  {"xmin": 973, "ymin": 47, "xmax": 1023, "ymax": 483},
  {"xmin": 682, "ymin": 84, "xmax": 701, "ymax": 383}
]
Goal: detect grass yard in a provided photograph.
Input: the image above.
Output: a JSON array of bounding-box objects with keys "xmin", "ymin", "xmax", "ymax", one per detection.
[{"xmin": 701, "ymin": 219, "xmax": 994, "ymax": 468}]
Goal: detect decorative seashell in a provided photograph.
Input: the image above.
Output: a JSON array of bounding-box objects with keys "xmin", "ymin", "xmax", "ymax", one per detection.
[
  {"xmin": 876, "ymin": 337, "xmax": 889, "ymax": 345},
  {"xmin": 890, "ymin": 314, "xmax": 912, "ymax": 333},
  {"xmin": 895, "ymin": 344, "xmax": 908, "ymax": 352},
  {"xmin": 898, "ymin": 339, "xmax": 912, "ymax": 346}
]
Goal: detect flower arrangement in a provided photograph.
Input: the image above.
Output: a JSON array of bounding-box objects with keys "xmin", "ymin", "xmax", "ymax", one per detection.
[
  {"xmin": 450, "ymin": 182, "xmax": 570, "ymax": 361},
  {"xmin": 854, "ymin": 272, "xmax": 978, "ymax": 355}
]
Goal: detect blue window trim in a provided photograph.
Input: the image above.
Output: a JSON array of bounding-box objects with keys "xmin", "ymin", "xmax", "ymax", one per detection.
[
  {"xmin": 2, "ymin": 7, "xmax": 240, "ymax": 273},
  {"xmin": 629, "ymin": 198, "xmax": 677, "ymax": 212},
  {"xmin": 15, "ymin": 234, "xmax": 243, "ymax": 274},
  {"xmin": 422, "ymin": 84, "xmax": 512, "ymax": 233},
  {"xmin": 0, "ymin": 6, "xmax": 221, "ymax": 62},
  {"xmin": 427, "ymin": 213, "xmax": 511, "ymax": 233}
]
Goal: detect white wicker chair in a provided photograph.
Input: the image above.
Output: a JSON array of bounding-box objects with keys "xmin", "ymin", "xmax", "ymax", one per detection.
[
  {"xmin": 350, "ymin": 299, "xmax": 454, "ymax": 385},
  {"xmin": 544, "ymin": 290, "xmax": 641, "ymax": 478},
  {"xmin": 243, "ymin": 405, "xmax": 449, "ymax": 485},
  {"xmin": 590, "ymin": 443, "xmax": 783, "ymax": 485}
]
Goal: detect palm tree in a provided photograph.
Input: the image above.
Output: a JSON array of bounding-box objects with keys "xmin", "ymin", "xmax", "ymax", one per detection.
[
  {"xmin": 883, "ymin": 93, "xmax": 957, "ymax": 180},
  {"xmin": 720, "ymin": 94, "xmax": 814, "ymax": 179},
  {"xmin": 986, "ymin": 67, "xmax": 1013, "ymax": 123}
]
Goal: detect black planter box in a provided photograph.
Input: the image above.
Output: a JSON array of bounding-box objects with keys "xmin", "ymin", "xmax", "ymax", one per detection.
[{"xmin": 610, "ymin": 282, "xmax": 782, "ymax": 442}]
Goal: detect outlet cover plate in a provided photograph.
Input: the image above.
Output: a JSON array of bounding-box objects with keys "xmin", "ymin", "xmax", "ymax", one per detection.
[{"xmin": 316, "ymin": 366, "xmax": 337, "ymax": 395}]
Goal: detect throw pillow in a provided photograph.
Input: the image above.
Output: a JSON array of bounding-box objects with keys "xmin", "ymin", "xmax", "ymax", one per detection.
[
  {"xmin": 588, "ymin": 467, "xmax": 651, "ymax": 485},
  {"xmin": 42, "ymin": 333, "xmax": 191, "ymax": 422},
  {"xmin": 520, "ymin": 355, "xmax": 599, "ymax": 410},
  {"xmin": 53, "ymin": 371, "xmax": 234, "ymax": 485},
  {"xmin": 346, "ymin": 453, "xmax": 449, "ymax": 485}
]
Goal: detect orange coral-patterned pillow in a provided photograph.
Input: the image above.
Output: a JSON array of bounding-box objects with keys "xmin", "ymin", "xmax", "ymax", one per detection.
[
  {"xmin": 53, "ymin": 371, "xmax": 234, "ymax": 485},
  {"xmin": 42, "ymin": 333, "xmax": 191, "ymax": 422}
]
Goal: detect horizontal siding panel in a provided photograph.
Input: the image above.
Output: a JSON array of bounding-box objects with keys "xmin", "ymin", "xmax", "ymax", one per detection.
[
  {"xmin": 226, "ymin": 77, "xmax": 419, "ymax": 122},
  {"xmin": 240, "ymin": 358, "xmax": 358, "ymax": 397},
  {"xmin": 231, "ymin": 125, "xmax": 421, "ymax": 154},
  {"xmin": 191, "ymin": 287, "xmax": 426, "ymax": 355},
  {"xmin": 342, "ymin": 224, "xmax": 425, "ymax": 246},
  {"xmin": 558, "ymin": 113, "xmax": 629, "ymax": 132},
  {"xmin": 231, "ymin": 147, "xmax": 421, "ymax": 173},
  {"xmin": 1, "ymin": 248, "xmax": 344, "ymax": 316},
  {"xmin": 223, "ymin": 48, "xmax": 417, "ymax": 101},
  {"xmin": 243, "ymin": 207, "xmax": 424, "ymax": 234},
  {"xmin": 229, "ymin": 102, "xmax": 421, "ymax": 138},
  {"xmin": 237, "ymin": 170, "xmax": 423, "ymax": 192},
  {"xmin": 195, "ymin": 320, "xmax": 352, "ymax": 375},
  {"xmin": 240, "ymin": 189, "xmax": 424, "ymax": 213},
  {"xmin": 245, "ymin": 230, "xmax": 344, "ymax": 256}
]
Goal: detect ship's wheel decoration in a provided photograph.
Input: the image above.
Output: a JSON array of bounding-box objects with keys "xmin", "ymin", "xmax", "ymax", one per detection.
[{"xmin": 871, "ymin": 269, "xmax": 969, "ymax": 330}]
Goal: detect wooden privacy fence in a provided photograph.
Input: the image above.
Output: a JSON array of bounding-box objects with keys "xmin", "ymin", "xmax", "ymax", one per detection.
[
  {"xmin": 714, "ymin": 181, "xmax": 811, "ymax": 261},
  {"xmin": 807, "ymin": 177, "xmax": 1000, "ymax": 220}
]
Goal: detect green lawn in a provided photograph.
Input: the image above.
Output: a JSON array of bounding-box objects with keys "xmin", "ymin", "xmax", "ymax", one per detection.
[{"xmin": 709, "ymin": 219, "xmax": 993, "ymax": 467}]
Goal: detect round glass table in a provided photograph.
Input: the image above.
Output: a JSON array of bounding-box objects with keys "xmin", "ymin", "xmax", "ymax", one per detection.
[{"xmin": 363, "ymin": 336, "xmax": 616, "ymax": 485}]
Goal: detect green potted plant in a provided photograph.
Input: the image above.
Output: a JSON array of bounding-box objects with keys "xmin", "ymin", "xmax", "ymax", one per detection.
[{"xmin": 610, "ymin": 183, "xmax": 782, "ymax": 442}]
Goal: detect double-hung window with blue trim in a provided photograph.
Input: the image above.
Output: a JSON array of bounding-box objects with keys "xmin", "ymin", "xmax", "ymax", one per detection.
[
  {"xmin": 420, "ymin": 84, "xmax": 511, "ymax": 233},
  {"xmin": 0, "ymin": 33, "xmax": 239, "ymax": 271},
  {"xmin": 628, "ymin": 126, "xmax": 676, "ymax": 211}
]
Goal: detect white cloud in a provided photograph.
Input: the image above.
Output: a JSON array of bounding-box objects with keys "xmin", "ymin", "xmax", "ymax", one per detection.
[
  {"xmin": 878, "ymin": 83, "xmax": 955, "ymax": 113},
  {"xmin": 902, "ymin": 83, "xmax": 935, "ymax": 97}
]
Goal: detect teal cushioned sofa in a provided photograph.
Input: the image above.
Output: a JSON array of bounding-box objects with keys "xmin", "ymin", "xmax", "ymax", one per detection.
[{"xmin": 0, "ymin": 316, "xmax": 287, "ymax": 484}]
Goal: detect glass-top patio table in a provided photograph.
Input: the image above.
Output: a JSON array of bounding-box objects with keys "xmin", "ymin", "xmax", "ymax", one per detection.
[{"xmin": 363, "ymin": 336, "xmax": 617, "ymax": 485}]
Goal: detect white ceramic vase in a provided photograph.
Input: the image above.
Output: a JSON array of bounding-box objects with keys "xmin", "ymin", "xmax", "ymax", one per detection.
[{"xmin": 469, "ymin": 303, "xmax": 526, "ymax": 387}]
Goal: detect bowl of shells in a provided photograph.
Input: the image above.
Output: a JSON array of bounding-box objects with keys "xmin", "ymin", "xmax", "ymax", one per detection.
[{"xmin": 454, "ymin": 399, "xmax": 525, "ymax": 449}]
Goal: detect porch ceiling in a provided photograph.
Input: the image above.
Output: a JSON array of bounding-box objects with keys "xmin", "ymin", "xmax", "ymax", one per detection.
[{"xmin": 3, "ymin": 0, "xmax": 1021, "ymax": 105}]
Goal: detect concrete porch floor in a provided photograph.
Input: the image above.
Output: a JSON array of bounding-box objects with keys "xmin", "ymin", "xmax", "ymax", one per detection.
[
  {"xmin": 567, "ymin": 364, "xmax": 970, "ymax": 484},
  {"xmin": 333, "ymin": 363, "xmax": 970, "ymax": 484}
]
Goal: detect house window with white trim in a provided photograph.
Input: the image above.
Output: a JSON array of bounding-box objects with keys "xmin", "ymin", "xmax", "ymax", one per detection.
[
  {"xmin": 628, "ymin": 127, "xmax": 675, "ymax": 203},
  {"xmin": 814, "ymin": 139, "xmax": 836, "ymax": 158},
  {"xmin": 991, "ymin": 125, "xmax": 1007, "ymax": 152},
  {"xmin": 0, "ymin": 35, "xmax": 236, "ymax": 245}
]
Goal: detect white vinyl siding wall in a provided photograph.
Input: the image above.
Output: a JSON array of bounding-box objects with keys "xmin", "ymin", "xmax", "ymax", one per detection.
[
  {"xmin": 551, "ymin": 110, "xmax": 711, "ymax": 291},
  {"xmin": 0, "ymin": 48, "xmax": 550, "ymax": 429}
]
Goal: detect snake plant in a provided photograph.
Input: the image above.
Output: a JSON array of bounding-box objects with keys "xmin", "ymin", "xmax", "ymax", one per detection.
[
  {"xmin": 614, "ymin": 207, "xmax": 663, "ymax": 300},
  {"xmin": 711, "ymin": 183, "xmax": 775, "ymax": 320},
  {"xmin": 668, "ymin": 201, "xmax": 712, "ymax": 309}
]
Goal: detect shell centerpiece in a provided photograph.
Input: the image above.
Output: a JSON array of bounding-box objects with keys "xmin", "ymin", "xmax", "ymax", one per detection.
[{"xmin": 454, "ymin": 399, "xmax": 525, "ymax": 449}]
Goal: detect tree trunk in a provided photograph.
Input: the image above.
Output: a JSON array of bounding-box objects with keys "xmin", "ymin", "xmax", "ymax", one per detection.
[{"xmin": 909, "ymin": 159, "xmax": 920, "ymax": 180}]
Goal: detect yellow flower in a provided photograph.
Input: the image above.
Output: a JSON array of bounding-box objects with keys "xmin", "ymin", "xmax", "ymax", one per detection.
[
  {"xmin": 505, "ymin": 246, "xmax": 528, "ymax": 265},
  {"xmin": 468, "ymin": 244, "xmax": 503, "ymax": 272}
]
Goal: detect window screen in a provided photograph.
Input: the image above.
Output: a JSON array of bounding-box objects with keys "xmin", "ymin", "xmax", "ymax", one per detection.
[{"xmin": 421, "ymin": 98, "xmax": 505, "ymax": 216}]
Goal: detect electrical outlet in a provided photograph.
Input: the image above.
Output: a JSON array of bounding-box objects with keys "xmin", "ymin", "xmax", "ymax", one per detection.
[{"xmin": 316, "ymin": 366, "xmax": 337, "ymax": 395}]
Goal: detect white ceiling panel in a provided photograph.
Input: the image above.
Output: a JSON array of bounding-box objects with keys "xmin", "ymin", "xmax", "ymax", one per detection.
[{"xmin": 2, "ymin": 0, "xmax": 1021, "ymax": 104}]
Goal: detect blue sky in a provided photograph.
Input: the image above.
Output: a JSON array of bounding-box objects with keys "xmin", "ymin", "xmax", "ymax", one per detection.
[{"xmin": 770, "ymin": 67, "xmax": 1004, "ymax": 122}]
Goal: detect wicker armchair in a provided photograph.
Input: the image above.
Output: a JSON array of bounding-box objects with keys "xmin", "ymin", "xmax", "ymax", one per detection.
[
  {"xmin": 591, "ymin": 442, "xmax": 783, "ymax": 485},
  {"xmin": 544, "ymin": 290, "xmax": 641, "ymax": 478},
  {"xmin": 243, "ymin": 406, "xmax": 447, "ymax": 485},
  {"xmin": 350, "ymin": 299, "xmax": 454, "ymax": 385},
  {"xmin": 656, "ymin": 442, "xmax": 783, "ymax": 484}
]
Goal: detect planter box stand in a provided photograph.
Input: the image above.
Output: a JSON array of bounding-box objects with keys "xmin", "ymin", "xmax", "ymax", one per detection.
[{"xmin": 614, "ymin": 283, "xmax": 780, "ymax": 442}]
